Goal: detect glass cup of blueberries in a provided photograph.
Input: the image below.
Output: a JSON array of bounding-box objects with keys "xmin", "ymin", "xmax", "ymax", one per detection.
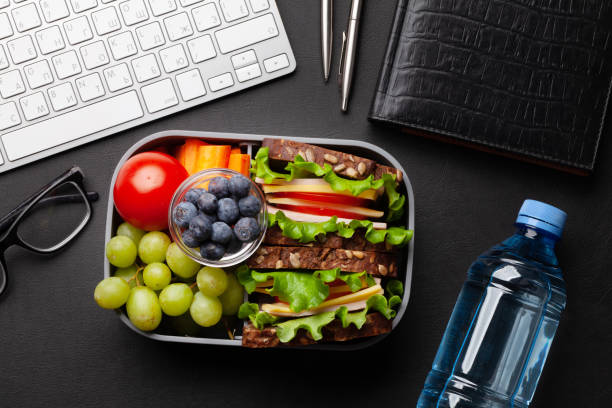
[{"xmin": 169, "ymin": 169, "xmax": 267, "ymax": 267}]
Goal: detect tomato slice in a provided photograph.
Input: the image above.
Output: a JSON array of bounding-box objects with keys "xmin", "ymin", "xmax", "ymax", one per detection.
[
  {"xmin": 271, "ymin": 192, "xmax": 371, "ymax": 207},
  {"xmin": 273, "ymin": 204, "xmax": 368, "ymax": 220}
]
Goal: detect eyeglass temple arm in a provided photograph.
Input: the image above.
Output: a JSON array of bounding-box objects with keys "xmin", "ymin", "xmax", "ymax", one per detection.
[{"xmin": 0, "ymin": 191, "xmax": 99, "ymax": 234}]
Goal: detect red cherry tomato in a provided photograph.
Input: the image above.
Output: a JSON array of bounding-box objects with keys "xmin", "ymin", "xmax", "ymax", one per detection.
[{"xmin": 113, "ymin": 151, "xmax": 188, "ymax": 231}]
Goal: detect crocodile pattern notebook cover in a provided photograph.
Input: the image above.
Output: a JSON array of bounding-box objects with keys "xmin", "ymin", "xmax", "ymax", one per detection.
[{"xmin": 369, "ymin": 0, "xmax": 612, "ymax": 174}]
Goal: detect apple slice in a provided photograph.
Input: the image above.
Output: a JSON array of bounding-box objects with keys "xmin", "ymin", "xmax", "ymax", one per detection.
[{"xmin": 267, "ymin": 206, "xmax": 387, "ymax": 229}]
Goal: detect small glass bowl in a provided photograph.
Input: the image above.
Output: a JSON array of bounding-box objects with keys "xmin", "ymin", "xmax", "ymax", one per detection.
[{"xmin": 169, "ymin": 168, "xmax": 267, "ymax": 268}]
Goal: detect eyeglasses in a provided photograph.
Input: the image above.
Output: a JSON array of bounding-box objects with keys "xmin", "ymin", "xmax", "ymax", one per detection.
[{"xmin": 0, "ymin": 166, "xmax": 98, "ymax": 297}]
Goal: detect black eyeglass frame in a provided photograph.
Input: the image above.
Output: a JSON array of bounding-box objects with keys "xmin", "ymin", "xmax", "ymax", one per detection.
[{"xmin": 0, "ymin": 166, "xmax": 96, "ymax": 297}]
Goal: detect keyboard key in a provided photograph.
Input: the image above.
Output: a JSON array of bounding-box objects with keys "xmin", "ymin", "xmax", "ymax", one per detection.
[
  {"xmin": 131, "ymin": 53, "xmax": 160, "ymax": 82},
  {"xmin": 19, "ymin": 91, "xmax": 49, "ymax": 120},
  {"xmin": 159, "ymin": 44, "xmax": 187, "ymax": 73},
  {"xmin": 7, "ymin": 35, "xmax": 37, "ymax": 64},
  {"xmin": 92, "ymin": 6, "xmax": 121, "ymax": 35},
  {"xmin": 0, "ymin": 46, "xmax": 8, "ymax": 70},
  {"xmin": 64, "ymin": 16, "xmax": 94, "ymax": 45},
  {"xmin": 103, "ymin": 62, "xmax": 132, "ymax": 91},
  {"xmin": 235, "ymin": 62, "xmax": 260, "ymax": 82},
  {"xmin": 35, "ymin": 25, "xmax": 65, "ymax": 54},
  {"xmin": 191, "ymin": 3, "xmax": 220, "ymax": 32},
  {"xmin": 219, "ymin": 0, "xmax": 247, "ymax": 22},
  {"xmin": 52, "ymin": 50, "xmax": 82, "ymax": 79},
  {"xmin": 12, "ymin": 3, "xmax": 42, "ymax": 32},
  {"xmin": 164, "ymin": 12, "xmax": 192, "ymax": 41},
  {"xmin": 80, "ymin": 40, "xmax": 110, "ymax": 69},
  {"xmin": 0, "ymin": 13, "xmax": 13, "ymax": 39},
  {"xmin": 76, "ymin": 72, "xmax": 105, "ymax": 101},
  {"xmin": 263, "ymin": 53, "xmax": 289, "ymax": 73},
  {"xmin": 0, "ymin": 102, "xmax": 21, "ymax": 131},
  {"xmin": 187, "ymin": 35, "xmax": 216, "ymax": 63},
  {"xmin": 215, "ymin": 13, "xmax": 278, "ymax": 54},
  {"xmin": 40, "ymin": 0, "xmax": 70, "ymax": 23},
  {"xmin": 119, "ymin": 0, "xmax": 148, "ymax": 26},
  {"xmin": 48, "ymin": 82, "xmax": 77, "ymax": 110},
  {"xmin": 135, "ymin": 21, "xmax": 165, "ymax": 51},
  {"xmin": 24, "ymin": 60, "xmax": 53, "ymax": 88},
  {"xmin": 70, "ymin": 0, "xmax": 98, "ymax": 13},
  {"xmin": 207, "ymin": 72, "xmax": 233, "ymax": 92},
  {"xmin": 141, "ymin": 78, "xmax": 178, "ymax": 112},
  {"xmin": 179, "ymin": 0, "xmax": 201, "ymax": 6},
  {"xmin": 148, "ymin": 0, "xmax": 176, "ymax": 17},
  {"xmin": 108, "ymin": 31, "xmax": 137, "ymax": 60},
  {"xmin": 249, "ymin": 0, "xmax": 268, "ymax": 12},
  {"xmin": 0, "ymin": 70, "xmax": 26, "ymax": 98},
  {"xmin": 2, "ymin": 91, "xmax": 144, "ymax": 161},
  {"xmin": 231, "ymin": 49, "xmax": 256, "ymax": 69},
  {"xmin": 176, "ymin": 68, "xmax": 205, "ymax": 101}
]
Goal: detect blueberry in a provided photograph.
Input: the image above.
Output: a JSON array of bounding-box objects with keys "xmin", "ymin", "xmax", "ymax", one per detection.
[
  {"xmin": 197, "ymin": 192, "xmax": 218, "ymax": 214},
  {"xmin": 189, "ymin": 214, "xmax": 212, "ymax": 241},
  {"xmin": 184, "ymin": 188, "xmax": 205, "ymax": 205},
  {"xmin": 225, "ymin": 234, "xmax": 243, "ymax": 255},
  {"xmin": 211, "ymin": 221, "xmax": 233, "ymax": 244},
  {"xmin": 200, "ymin": 242, "xmax": 225, "ymax": 261},
  {"xmin": 173, "ymin": 202, "xmax": 198, "ymax": 228},
  {"xmin": 208, "ymin": 177, "xmax": 230, "ymax": 199},
  {"xmin": 229, "ymin": 175, "xmax": 251, "ymax": 198},
  {"xmin": 199, "ymin": 211, "xmax": 217, "ymax": 224},
  {"xmin": 238, "ymin": 195, "xmax": 261, "ymax": 217},
  {"xmin": 217, "ymin": 197, "xmax": 240, "ymax": 224},
  {"xmin": 181, "ymin": 229, "xmax": 200, "ymax": 248},
  {"xmin": 234, "ymin": 217, "xmax": 260, "ymax": 242}
]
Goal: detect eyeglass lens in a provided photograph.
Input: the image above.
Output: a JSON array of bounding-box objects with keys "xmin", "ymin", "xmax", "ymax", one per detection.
[{"xmin": 17, "ymin": 182, "xmax": 89, "ymax": 251}]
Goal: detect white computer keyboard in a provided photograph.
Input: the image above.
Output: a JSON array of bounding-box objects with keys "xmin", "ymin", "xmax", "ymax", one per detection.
[{"xmin": 0, "ymin": 0, "xmax": 295, "ymax": 173}]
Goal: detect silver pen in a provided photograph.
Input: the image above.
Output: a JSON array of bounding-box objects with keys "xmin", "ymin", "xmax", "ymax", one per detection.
[
  {"xmin": 321, "ymin": 0, "xmax": 333, "ymax": 81},
  {"xmin": 339, "ymin": 0, "xmax": 363, "ymax": 112}
]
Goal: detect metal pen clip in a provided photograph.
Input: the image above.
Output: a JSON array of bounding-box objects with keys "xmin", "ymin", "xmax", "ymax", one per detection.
[{"xmin": 338, "ymin": 31, "xmax": 347, "ymax": 86}]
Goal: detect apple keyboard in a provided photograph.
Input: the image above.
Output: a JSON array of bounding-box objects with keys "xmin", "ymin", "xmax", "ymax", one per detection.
[{"xmin": 0, "ymin": 0, "xmax": 295, "ymax": 173}]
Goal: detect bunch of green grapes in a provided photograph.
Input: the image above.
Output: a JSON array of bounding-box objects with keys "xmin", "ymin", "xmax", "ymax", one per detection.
[{"xmin": 94, "ymin": 222, "xmax": 244, "ymax": 332}]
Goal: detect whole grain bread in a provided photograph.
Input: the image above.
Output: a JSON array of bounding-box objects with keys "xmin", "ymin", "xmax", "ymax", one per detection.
[
  {"xmin": 264, "ymin": 226, "xmax": 396, "ymax": 253},
  {"xmin": 247, "ymin": 246, "xmax": 398, "ymax": 277},
  {"xmin": 262, "ymin": 138, "xmax": 402, "ymax": 182},
  {"xmin": 242, "ymin": 312, "xmax": 392, "ymax": 348}
]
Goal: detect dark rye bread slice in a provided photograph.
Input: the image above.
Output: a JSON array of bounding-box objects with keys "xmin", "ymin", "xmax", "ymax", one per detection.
[
  {"xmin": 264, "ymin": 226, "xmax": 396, "ymax": 253},
  {"xmin": 262, "ymin": 138, "xmax": 402, "ymax": 182},
  {"xmin": 242, "ymin": 312, "xmax": 392, "ymax": 348},
  {"xmin": 247, "ymin": 246, "xmax": 398, "ymax": 277}
]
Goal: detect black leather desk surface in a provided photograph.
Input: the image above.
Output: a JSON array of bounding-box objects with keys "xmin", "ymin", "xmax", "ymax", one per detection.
[{"xmin": 0, "ymin": 2, "xmax": 610, "ymax": 407}]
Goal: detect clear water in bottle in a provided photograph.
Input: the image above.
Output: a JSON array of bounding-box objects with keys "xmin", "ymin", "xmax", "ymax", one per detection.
[{"xmin": 417, "ymin": 200, "xmax": 567, "ymax": 407}]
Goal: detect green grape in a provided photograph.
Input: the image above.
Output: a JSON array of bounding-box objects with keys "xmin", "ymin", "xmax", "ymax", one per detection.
[
  {"xmin": 219, "ymin": 272, "xmax": 244, "ymax": 316},
  {"xmin": 159, "ymin": 283, "xmax": 194, "ymax": 316},
  {"xmin": 143, "ymin": 262, "xmax": 172, "ymax": 290},
  {"xmin": 190, "ymin": 292, "xmax": 222, "ymax": 327},
  {"xmin": 166, "ymin": 243, "xmax": 200, "ymax": 279},
  {"xmin": 138, "ymin": 231, "xmax": 171, "ymax": 264},
  {"xmin": 116, "ymin": 222, "xmax": 146, "ymax": 246},
  {"xmin": 94, "ymin": 277, "xmax": 130, "ymax": 309},
  {"xmin": 196, "ymin": 266, "xmax": 228, "ymax": 297},
  {"xmin": 106, "ymin": 236, "xmax": 137, "ymax": 268},
  {"xmin": 113, "ymin": 264, "xmax": 141, "ymax": 289},
  {"xmin": 126, "ymin": 286, "xmax": 162, "ymax": 331}
]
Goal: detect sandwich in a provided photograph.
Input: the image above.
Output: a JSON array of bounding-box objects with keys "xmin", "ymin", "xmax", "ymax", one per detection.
[{"xmin": 238, "ymin": 139, "xmax": 413, "ymax": 348}]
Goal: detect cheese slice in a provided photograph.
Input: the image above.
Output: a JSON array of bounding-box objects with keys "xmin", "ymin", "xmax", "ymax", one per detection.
[
  {"xmin": 267, "ymin": 197, "xmax": 385, "ymax": 219},
  {"xmin": 263, "ymin": 300, "xmax": 369, "ymax": 317},
  {"xmin": 267, "ymin": 206, "xmax": 388, "ymax": 229},
  {"xmin": 262, "ymin": 284, "xmax": 384, "ymax": 316},
  {"xmin": 262, "ymin": 184, "xmax": 378, "ymax": 200}
]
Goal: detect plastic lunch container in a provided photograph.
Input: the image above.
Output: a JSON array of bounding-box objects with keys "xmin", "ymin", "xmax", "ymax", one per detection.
[{"xmin": 104, "ymin": 130, "xmax": 415, "ymax": 350}]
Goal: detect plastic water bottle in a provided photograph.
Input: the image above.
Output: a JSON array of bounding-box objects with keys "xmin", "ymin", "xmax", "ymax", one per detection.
[{"xmin": 417, "ymin": 200, "xmax": 567, "ymax": 407}]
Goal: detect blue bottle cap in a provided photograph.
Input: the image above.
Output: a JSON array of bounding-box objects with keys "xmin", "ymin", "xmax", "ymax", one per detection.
[{"xmin": 516, "ymin": 199, "xmax": 567, "ymax": 238}]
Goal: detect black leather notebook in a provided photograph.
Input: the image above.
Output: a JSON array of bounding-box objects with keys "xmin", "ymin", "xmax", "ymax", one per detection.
[{"xmin": 369, "ymin": 0, "xmax": 612, "ymax": 174}]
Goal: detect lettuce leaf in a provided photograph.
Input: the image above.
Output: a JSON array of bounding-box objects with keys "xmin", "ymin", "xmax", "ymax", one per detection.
[
  {"xmin": 252, "ymin": 147, "xmax": 407, "ymax": 221},
  {"xmin": 385, "ymin": 279, "xmax": 404, "ymax": 297},
  {"xmin": 236, "ymin": 266, "xmax": 370, "ymax": 313},
  {"xmin": 268, "ymin": 210, "xmax": 413, "ymax": 247},
  {"xmin": 237, "ymin": 303, "xmax": 279, "ymax": 329}
]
